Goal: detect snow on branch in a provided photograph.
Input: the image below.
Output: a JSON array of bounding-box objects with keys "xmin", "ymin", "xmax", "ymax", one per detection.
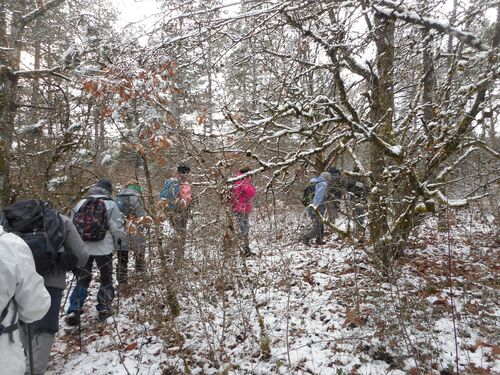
[
  {"xmin": 282, "ymin": 9, "xmax": 374, "ymax": 81},
  {"xmin": 436, "ymin": 146, "xmax": 479, "ymax": 182},
  {"xmin": 14, "ymin": 66, "xmax": 70, "ymax": 81},
  {"xmin": 226, "ymin": 131, "xmax": 348, "ymax": 184},
  {"xmin": 372, "ymin": 0, "xmax": 490, "ymax": 51},
  {"xmin": 18, "ymin": 0, "xmax": 65, "ymax": 27},
  {"xmin": 420, "ymin": 181, "xmax": 489, "ymax": 208},
  {"xmin": 434, "ymin": 190, "xmax": 489, "ymax": 207}
]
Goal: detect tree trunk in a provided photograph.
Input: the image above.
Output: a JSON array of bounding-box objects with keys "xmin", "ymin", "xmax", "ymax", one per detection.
[
  {"xmin": 438, "ymin": 0, "xmax": 458, "ymax": 232},
  {"xmin": 369, "ymin": 15, "xmax": 395, "ymax": 272},
  {"xmin": 30, "ymin": 19, "xmax": 42, "ymax": 124}
]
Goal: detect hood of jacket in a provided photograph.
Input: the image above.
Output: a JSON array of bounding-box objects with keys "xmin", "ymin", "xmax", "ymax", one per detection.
[
  {"xmin": 310, "ymin": 176, "xmax": 327, "ymax": 185},
  {"xmin": 87, "ymin": 186, "xmax": 112, "ymax": 197}
]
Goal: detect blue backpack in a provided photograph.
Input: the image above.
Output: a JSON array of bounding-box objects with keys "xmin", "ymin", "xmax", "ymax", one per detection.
[{"xmin": 160, "ymin": 178, "xmax": 180, "ymax": 209}]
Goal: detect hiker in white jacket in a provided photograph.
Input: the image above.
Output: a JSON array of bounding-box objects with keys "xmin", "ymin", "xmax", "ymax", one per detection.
[{"xmin": 0, "ymin": 226, "xmax": 51, "ymax": 375}]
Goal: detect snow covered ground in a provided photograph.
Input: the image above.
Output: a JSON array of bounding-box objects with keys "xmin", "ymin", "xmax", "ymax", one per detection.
[{"xmin": 47, "ymin": 209, "xmax": 499, "ymax": 374}]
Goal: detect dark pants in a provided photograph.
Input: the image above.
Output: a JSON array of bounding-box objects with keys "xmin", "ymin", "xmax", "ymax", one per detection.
[
  {"xmin": 234, "ymin": 212, "xmax": 251, "ymax": 253},
  {"xmin": 117, "ymin": 234, "xmax": 146, "ymax": 284},
  {"xmin": 302, "ymin": 207, "xmax": 324, "ymax": 243},
  {"xmin": 21, "ymin": 286, "xmax": 63, "ymax": 375},
  {"xmin": 67, "ymin": 254, "xmax": 114, "ymax": 313},
  {"xmin": 168, "ymin": 210, "xmax": 188, "ymax": 266},
  {"xmin": 31, "ymin": 286, "xmax": 63, "ymax": 334}
]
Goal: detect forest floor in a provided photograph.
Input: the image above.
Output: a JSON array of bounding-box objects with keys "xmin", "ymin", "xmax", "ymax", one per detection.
[{"xmin": 47, "ymin": 209, "xmax": 499, "ymax": 375}]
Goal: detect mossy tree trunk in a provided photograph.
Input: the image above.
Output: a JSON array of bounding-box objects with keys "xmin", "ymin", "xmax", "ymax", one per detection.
[{"xmin": 368, "ymin": 15, "xmax": 395, "ymax": 271}]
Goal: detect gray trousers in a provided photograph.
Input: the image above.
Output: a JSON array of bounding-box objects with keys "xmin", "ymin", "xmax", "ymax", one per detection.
[
  {"xmin": 21, "ymin": 286, "xmax": 62, "ymax": 375},
  {"xmin": 302, "ymin": 207, "xmax": 324, "ymax": 242},
  {"xmin": 234, "ymin": 212, "xmax": 250, "ymax": 251},
  {"xmin": 168, "ymin": 209, "xmax": 188, "ymax": 266}
]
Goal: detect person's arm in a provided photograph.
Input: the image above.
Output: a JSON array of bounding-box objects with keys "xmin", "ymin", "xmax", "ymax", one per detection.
[
  {"xmin": 312, "ymin": 181, "xmax": 327, "ymax": 206},
  {"xmin": 107, "ymin": 201, "xmax": 126, "ymax": 240},
  {"xmin": 62, "ymin": 215, "xmax": 89, "ymax": 268}
]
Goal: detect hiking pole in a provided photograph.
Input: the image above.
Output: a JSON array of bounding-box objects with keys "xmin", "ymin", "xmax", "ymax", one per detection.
[
  {"xmin": 27, "ymin": 323, "xmax": 35, "ymax": 375},
  {"xmin": 117, "ymin": 240, "xmax": 122, "ymax": 313},
  {"xmin": 61, "ymin": 273, "xmax": 76, "ymax": 316},
  {"xmin": 77, "ymin": 278, "xmax": 82, "ymax": 351}
]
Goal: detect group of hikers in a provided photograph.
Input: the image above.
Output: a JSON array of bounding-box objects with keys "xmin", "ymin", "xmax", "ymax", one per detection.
[
  {"xmin": 0, "ymin": 162, "xmax": 365, "ymax": 375},
  {"xmin": 0, "ymin": 164, "xmax": 258, "ymax": 375},
  {"xmin": 301, "ymin": 166, "xmax": 368, "ymax": 246}
]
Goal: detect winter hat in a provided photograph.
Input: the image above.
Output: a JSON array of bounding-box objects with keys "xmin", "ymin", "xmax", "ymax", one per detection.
[
  {"xmin": 320, "ymin": 172, "xmax": 333, "ymax": 183},
  {"xmin": 177, "ymin": 164, "xmax": 191, "ymax": 174},
  {"xmin": 96, "ymin": 178, "xmax": 113, "ymax": 193},
  {"xmin": 327, "ymin": 167, "xmax": 341, "ymax": 176},
  {"xmin": 126, "ymin": 180, "xmax": 144, "ymax": 192}
]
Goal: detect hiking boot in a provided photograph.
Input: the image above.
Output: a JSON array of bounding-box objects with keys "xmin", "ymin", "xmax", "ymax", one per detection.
[
  {"xmin": 315, "ymin": 239, "xmax": 327, "ymax": 245},
  {"xmin": 97, "ymin": 309, "xmax": 113, "ymax": 322},
  {"xmin": 65, "ymin": 312, "xmax": 80, "ymax": 326},
  {"xmin": 301, "ymin": 236, "xmax": 310, "ymax": 246}
]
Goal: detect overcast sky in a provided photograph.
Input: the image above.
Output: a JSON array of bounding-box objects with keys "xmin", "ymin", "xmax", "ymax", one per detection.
[{"xmin": 111, "ymin": 0, "xmax": 160, "ymax": 26}]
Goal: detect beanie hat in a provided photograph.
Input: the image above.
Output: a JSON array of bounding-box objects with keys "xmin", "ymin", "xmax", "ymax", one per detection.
[
  {"xmin": 177, "ymin": 164, "xmax": 191, "ymax": 174},
  {"xmin": 96, "ymin": 178, "xmax": 113, "ymax": 193},
  {"xmin": 126, "ymin": 180, "xmax": 144, "ymax": 192},
  {"xmin": 327, "ymin": 167, "xmax": 341, "ymax": 176},
  {"xmin": 320, "ymin": 172, "xmax": 333, "ymax": 183}
]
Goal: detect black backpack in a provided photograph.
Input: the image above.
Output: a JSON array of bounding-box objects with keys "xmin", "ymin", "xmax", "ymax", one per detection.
[
  {"xmin": 2, "ymin": 200, "xmax": 67, "ymax": 275},
  {"xmin": 302, "ymin": 182, "xmax": 316, "ymax": 206},
  {"xmin": 73, "ymin": 197, "xmax": 109, "ymax": 241}
]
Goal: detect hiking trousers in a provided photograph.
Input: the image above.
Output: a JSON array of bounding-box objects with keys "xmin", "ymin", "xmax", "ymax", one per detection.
[
  {"xmin": 234, "ymin": 212, "xmax": 251, "ymax": 252},
  {"xmin": 302, "ymin": 207, "xmax": 324, "ymax": 243},
  {"xmin": 168, "ymin": 210, "xmax": 188, "ymax": 266},
  {"xmin": 67, "ymin": 254, "xmax": 114, "ymax": 314},
  {"xmin": 117, "ymin": 235, "xmax": 146, "ymax": 284},
  {"xmin": 20, "ymin": 286, "xmax": 63, "ymax": 375}
]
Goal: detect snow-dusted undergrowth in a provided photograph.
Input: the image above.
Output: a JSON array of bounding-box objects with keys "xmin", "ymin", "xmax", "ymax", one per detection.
[{"xmin": 48, "ymin": 208, "xmax": 499, "ymax": 374}]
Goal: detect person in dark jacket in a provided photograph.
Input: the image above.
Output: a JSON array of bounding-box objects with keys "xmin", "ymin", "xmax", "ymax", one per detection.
[
  {"xmin": 20, "ymin": 213, "xmax": 88, "ymax": 375},
  {"xmin": 115, "ymin": 181, "xmax": 146, "ymax": 285},
  {"xmin": 66, "ymin": 178, "xmax": 125, "ymax": 324},
  {"xmin": 346, "ymin": 167, "xmax": 369, "ymax": 228},
  {"xmin": 301, "ymin": 171, "xmax": 333, "ymax": 246},
  {"xmin": 327, "ymin": 166, "xmax": 344, "ymax": 221}
]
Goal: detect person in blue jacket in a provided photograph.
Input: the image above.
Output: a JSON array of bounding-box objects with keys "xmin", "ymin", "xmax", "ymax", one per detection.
[{"xmin": 301, "ymin": 171, "xmax": 333, "ymax": 246}]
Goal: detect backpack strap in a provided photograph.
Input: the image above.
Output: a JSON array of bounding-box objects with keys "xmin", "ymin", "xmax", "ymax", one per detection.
[{"xmin": 0, "ymin": 298, "xmax": 19, "ymax": 343}]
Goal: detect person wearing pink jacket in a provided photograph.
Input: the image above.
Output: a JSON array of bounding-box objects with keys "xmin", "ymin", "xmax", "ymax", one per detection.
[{"xmin": 230, "ymin": 166, "xmax": 257, "ymax": 256}]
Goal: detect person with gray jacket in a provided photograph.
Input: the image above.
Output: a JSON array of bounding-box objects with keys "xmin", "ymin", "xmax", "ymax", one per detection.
[
  {"xmin": 20, "ymin": 214, "xmax": 88, "ymax": 375},
  {"xmin": 115, "ymin": 181, "xmax": 146, "ymax": 285},
  {"xmin": 301, "ymin": 172, "xmax": 333, "ymax": 246},
  {"xmin": 66, "ymin": 178, "xmax": 125, "ymax": 324}
]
